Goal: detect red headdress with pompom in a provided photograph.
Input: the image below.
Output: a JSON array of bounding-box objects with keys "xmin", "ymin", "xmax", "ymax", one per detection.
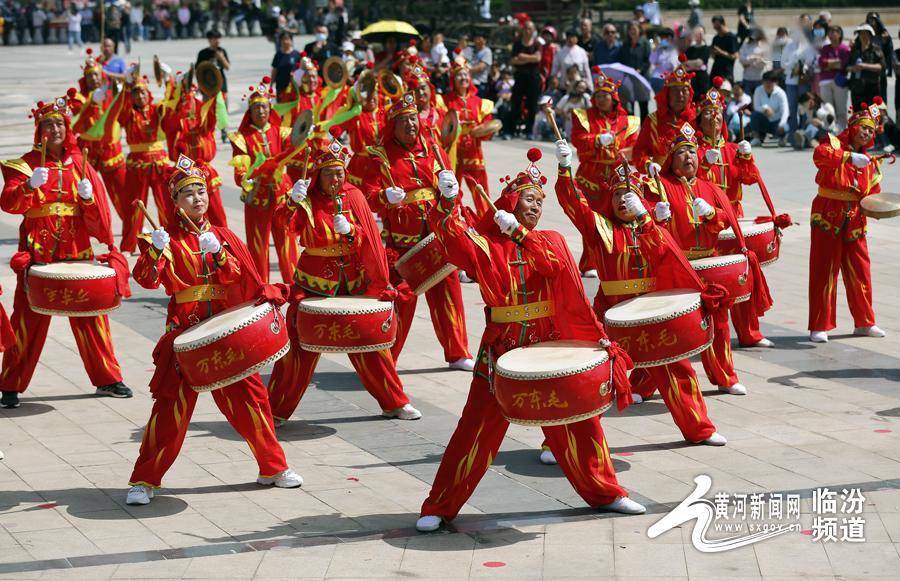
[{"xmin": 495, "ymin": 147, "xmax": 547, "ymax": 212}]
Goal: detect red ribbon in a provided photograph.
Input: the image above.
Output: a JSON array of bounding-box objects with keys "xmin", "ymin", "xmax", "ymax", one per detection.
[
  {"xmin": 255, "ymin": 283, "xmax": 290, "ymax": 306},
  {"xmin": 604, "ymin": 340, "xmax": 635, "ymax": 412},
  {"xmin": 96, "ymin": 246, "xmax": 132, "ymax": 298},
  {"xmin": 9, "ymin": 251, "xmax": 33, "ymax": 274},
  {"xmin": 754, "ymin": 213, "xmax": 793, "ymax": 229},
  {"xmin": 700, "ymin": 282, "xmax": 734, "ymax": 313}
]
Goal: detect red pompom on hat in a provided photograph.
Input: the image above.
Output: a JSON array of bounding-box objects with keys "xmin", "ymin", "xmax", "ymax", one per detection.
[
  {"xmin": 874, "ymin": 96, "xmax": 884, "ymax": 105},
  {"xmin": 86, "ymin": 47, "xmax": 93, "ymax": 55},
  {"xmin": 66, "ymin": 87, "xmax": 77, "ymax": 98},
  {"xmin": 329, "ymin": 126, "xmax": 343, "ymax": 138},
  {"xmin": 262, "ymin": 75, "xmax": 271, "ymax": 84},
  {"xmin": 453, "ymin": 47, "xmax": 462, "ymax": 55},
  {"xmin": 300, "ymin": 51, "xmax": 307, "ymax": 57},
  {"xmin": 409, "ymin": 39, "xmax": 417, "ymax": 46},
  {"xmin": 712, "ymin": 76, "xmax": 724, "ymax": 88},
  {"xmin": 366, "ymin": 61, "xmax": 374, "ymax": 69},
  {"xmin": 527, "ymin": 147, "xmax": 542, "ymax": 162},
  {"xmin": 678, "ymin": 53, "xmax": 687, "ymax": 63}
]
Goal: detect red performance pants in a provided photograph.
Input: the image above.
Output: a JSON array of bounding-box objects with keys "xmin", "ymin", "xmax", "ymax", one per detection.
[
  {"xmin": 457, "ymin": 165, "xmax": 491, "ymax": 217},
  {"xmin": 628, "ymin": 359, "xmax": 717, "ymax": 442},
  {"xmin": 121, "ymin": 164, "xmax": 171, "ymax": 253},
  {"xmin": 808, "ymin": 227, "xmax": 875, "ymax": 332},
  {"xmin": 244, "ymin": 203, "xmax": 299, "ymax": 284}
]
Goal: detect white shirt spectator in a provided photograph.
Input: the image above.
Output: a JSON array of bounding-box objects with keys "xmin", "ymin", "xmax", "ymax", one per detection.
[
  {"xmin": 726, "ymin": 92, "xmax": 752, "ymax": 120},
  {"xmin": 431, "ymin": 41, "xmax": 448, "ymax": 69},
  {"xmin": 551, "ymin": 44, "xmax": 592, "ymax": 89},
  {"xmin": 643, "ymin": 1, "xmax": 661, "ymax": 26},
  {"xmin": 739, "ymin": 41, "xmax": 769, "ymax": 82},
  {"xmin": 649, "ymin": 45, "xmax": 679, "ymax": 79},
  {"xmin": 753, "ymin": 83, "xmax": 790, "ymax": 129},
  {"xmin": 67, "ymin": 12, "xmax": 82, "ymax": 32},
  {"xmin": 463, "ymin": 45, "xmax": 493, "ymax": 87},
  {"xmin": 782, "ymin": 35, "xmax": 816, "ymax": 86},
  {"xmin": 33, "ymin": 8, "xmax": 46, "ymax": 28}
]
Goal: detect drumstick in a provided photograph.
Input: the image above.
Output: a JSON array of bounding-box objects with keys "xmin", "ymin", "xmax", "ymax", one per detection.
[
  {"xmin": 378, "ymin": 159, "xmax": 397, "ymax": 188},
  {"xmin": 134, "ymin": 200, "xmax": 160, "ymax": 231},
  {"xmin": 432, "ymin": 143, "xmax": 448, "ymax": 172},
  {"xmin": 177, "ymin": 207, "xmax": 203, "ymax": 235},
  {"xmin": 540, "ymin": 97, "xmax": 563, "ymax": 142},
  {"xmin": 474, "ymin": 184, "xmax": 498, "ymax": 214},
  {"xmin": 646, "ymin": 160, "xmax": 668, "ymax": 203},
  {"xmin": 80, "ymin": 147, "xmax": 88, "ymax": 177},
  {"xmin": 300, "ymin": 147, "xmax": 312, "ymax": 181},
  {"xmin": 40, "ymin": 136, "xmax": 47, "ymax": 167}
]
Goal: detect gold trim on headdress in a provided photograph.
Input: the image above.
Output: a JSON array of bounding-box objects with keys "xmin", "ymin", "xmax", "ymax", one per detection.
[
  {"xmin": 169, "ymin": 154, "xmax": 206, "ymax": 196},
  {"xmin": 387, "ymin": 92, "xmax": 418, "ymax": 120}
]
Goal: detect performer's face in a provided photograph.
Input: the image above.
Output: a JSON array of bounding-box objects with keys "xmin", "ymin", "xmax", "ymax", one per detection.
[
  {"xmin": 453, "ymin": 70, "xmax": 470, "ymax": 94},
  {"xmin": 612, "ymin": 188, "xmax": 640, "ymax": 222},
  {"xmin": 176, "ymin": 184, "xmax": 209, "ymax": 221},
  {"xmin": 514, "ymin": 187, "xmax": 544, "ymax": 230},
  {"xmin": 39, "ymin": 118, "xmax": 66, "ymax": 152},
  {"xmin": 413, "ymin": 84, "xmax": 430, "ymax": 110},
  {"xmin": 318, "ymin": 166, "xmax": 345, "ymax": 196},
  {"xmin": 393, "ymin": 112, "xmax": 419, "ymax": 146},
  {"xmin": 363, "ymin": 91, "xmax": 379, "ymax": 112},
  {"xmin": 132, "ymin": 87, "xmax": 148, "ymax": 109},
  {"xmin": 699, "ymin": 108, "xmax": 722, "ymax": 138},
  {"xmin": 250, "ymin": 102, "xmax": 270, "ymax": 127},
  {"xmin": 851, "ymin": 125, "xmax": 875, "ymax": 150},
  {"xmin": 593, "ymin": 91, "xmax": 613, "ymax": 113},
  {"xmin": 301, "ymin": 71, "xmax": 318, "ymax": 93},
  {"xmin": 671, "ymin": 147, "xmax": 698, "ymax": 178},
  {"xmin": 84, "ymin": 70, "xmax": 102, "ymax": 92},
  {"xmin": 668, "ymin": 85, "xmax": 690, "ymax": 114}
]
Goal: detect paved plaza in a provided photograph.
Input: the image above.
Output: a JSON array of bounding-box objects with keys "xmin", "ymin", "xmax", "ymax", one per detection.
[{"xmin": 1, "ymin": 36, "xmax": 900, "ymax": 579}]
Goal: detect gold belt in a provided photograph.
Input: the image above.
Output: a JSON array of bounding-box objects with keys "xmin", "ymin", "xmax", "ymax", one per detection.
[
  {"xmin": 129, "ymin": 141, "xmax": 165, "ymax": 153},
  {"xmin": 490, "ymin": 300, "xmax": 555, "ymax": 323},
  {"xmin": 304, "ymin": 243, "xmax": 352, "ymax": 257},
  {"xmin": 817, "ymin": 187, "xmax": 860, "ymax": 202},
  {"xmin": 600, "ymin": 277, "xmax": 657, "ymax": 296},
  {"xmin": 175, "ymin": 284, "xmax": 228, "ymax": 304},
  {"xmin": 403, "ymin": 187, "xmax": 436, "ymax": 205},
  {"xmin": 684, "ymin": 248, "xmax": 715, "ymax": 260},
  {"xmin": 26, "ymin": 202, "xmax": 81, "ymax": 219}
]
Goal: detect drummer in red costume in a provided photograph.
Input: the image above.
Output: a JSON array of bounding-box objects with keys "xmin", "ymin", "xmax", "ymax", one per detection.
[
  {"xmin": 694, "ymin": 82, "xmax": 774, "ymax": 349},
  {"xmin": 808, "ymin": 101, "xmax": 886, "ymax": 343},
  {"xmin": 633, "ymin": 55, "xmax": 696, "ymax": 171},
  {"xmin": 362, "ymin": 93, "xmax": 474, "ymax": 371},
  {"xmin": 126, "ymin": 155, "xmax": 302, "ymax": 506},
  {"xmin": 415, "ymin": 149, "xmax": 645, "ymax": 533},
  {"xmin": 555, "ymin": 142, "xmax": 727, "ymax": 448},
  {"xmin": 71, "ymin": 49, "xmax": 128, "ymax": 232},
  {"xmin": 266, "ymin": 143, "xmax": 422, "ymax": 424},
  {"xmin": 0, "ymin": 95, "xmax": 132, "ymax": 409},
  {"xmin": 228, "ymin": 76, "xmax": 299, "ymax": 284},
  {"xmin": 569, "ymin": 68, "xmax": 640, "ymax": 276},
  {"xmin": 279, "ymin": 52, "xmax": 331, "ymax": 159},
  {"xmin": 162, "ymin": 75, "xmax": 228, "ymax": 226},
  {"xmin": 343, "ymin": 66, "xmax": 385, "ymax": 191},
  {"xmin": 644, "ymin": 123, "xmax": 762, "ymax": 396},
  {"xmin": 443, "ymin": 52, "xmax": 495, "ymax": 217}
]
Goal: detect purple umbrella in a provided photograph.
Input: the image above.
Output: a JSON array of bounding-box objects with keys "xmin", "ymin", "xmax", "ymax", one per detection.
[{"xmin": 598, "ymin": 63, "xmax": 653, "ymax": 102}]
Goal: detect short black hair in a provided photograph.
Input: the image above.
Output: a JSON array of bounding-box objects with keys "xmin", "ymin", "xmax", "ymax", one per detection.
[
  {"xmin": 712, "ymin": 15, "xmax": 725, "ymax": 25},
  {"xmin": 206, "ymin": 29, "xmax": 222, "ymax": 39}
]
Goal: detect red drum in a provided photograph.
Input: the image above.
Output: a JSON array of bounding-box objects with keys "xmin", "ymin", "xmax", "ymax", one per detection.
[
  {"xmin": 394, "ymin": 233, "xmax": 457, "ymax": 295},
  {"xmin": 27, "ymin": 262, "xmax": 121, "ymax": 317},
  {"xmin": 718, "ymin": 219, "xmax": 780, "ymax": 266},
  {"xmin": 297, "ymin": 296, "xmax": 397, "ymax": 353},
  {"xmin": 690, "ymin": 254, "xmax": 752, "ymax": 303},
  {"xmin": 604, "ymin": 289, "xmax": 713, "ymax": 368},
  {"xmin": 174, "ymin": 301, "xmax": 289, "ymax": 392},
  {"xmin": 493, "ymin": 340, "xmax": 612, "ymax": 426}
]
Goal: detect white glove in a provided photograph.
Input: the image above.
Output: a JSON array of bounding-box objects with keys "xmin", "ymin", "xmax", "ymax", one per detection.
[
  {"xmin": 159, "ymin": 62, "xmax": 173, "ymax": 76},
  {"xmin": 333, "ymin": 214, "xmax": 352, "ymax": 235},
  {"xmin": 292, "ymin": 67, "xmax": 305, "ymax": 85},
  {"xmin": 850, "ymin": 152, "xmax": 870, "ymax": 168},
  {"xmin": 647, "ymin": 162, "xmax": 662, "ymax": 178},
  {"xmin": 175, "ymin": 71, "xmax": 185, "ymax": 85},
  {"xmin": 599, "ymin": 132, "xmax": 614, "ymax": 147},
  {"xmin": 654, "ymin": 201, "xmax": 671, "ymax": 221},
  {"xmin": 290, "ymin": 178, "xmax": 309, "ymax": 204},
  {"xmin": 494, "ymin": 209, "xmax": 519, "ymax": 235},
  {"xmin": 151, "ymin": 228, "xmax": 170, "ymax": 250},
  {"xmin": 692, "ymin": 197, "xmax": 715, "ymax": 218},
  {"xmin": 737, "ymin": 140, "xmax": 752, "ymax": 156},
  {"xmin": 28, "ymin": 167, "xmax": 48, "ymax": 189},
  {"xmin": 198, "ymin": 231, "xmax": 221, "ymax": 254},
  {"xmin": 622, "ymin": 192, "xmax": 647, "ymax": 217},
  {"xmin": 77, "ymin": 178, "xmax": 93, "ymax": 200},
  {"xmin": 704, "ymin": 148, "xmax": 720, "ymax": 164},
  {"xmin": 385, "ymin": 186, "xmax": 406, "ymax": 205},
  {"xmin": 91, "ymin": 87, "xmax": 107, "ymax": 104},
  {"xmin": 125, "ymin": 64, "xmax": 137, "ymax": 83},
  {"xmin": 437, "ymin": 170, "xmax": 459, "ymax": 198},
  {"xmin": 555, "ymin": 139, "xmax": 572, "ymax": 168}
]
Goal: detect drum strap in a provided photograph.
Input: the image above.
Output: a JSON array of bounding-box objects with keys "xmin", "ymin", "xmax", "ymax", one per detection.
[
  {"xmin": 129, "ymin": 141, "xmax": 165, "ymax": 153},
  {"xmin": 303, "ymin": 243, "xmax": 353, "ymax": 257},
  {"xmin": 175, "ymin": 284, "xmax": 228, "ymax": 304},
  {"xmin": 25, "ymin": 202, "xmax": 82, "ymax": 219},
  {"xmin": 600, "ymin": 278, "xmax": 657, "ymax": 296},
  {"xmin": 490, "ymin": 300, "xmax": 555, "ymax": 324},
  {"xmin": 816, "ymin": 187, "xmax": 860, "ymax": 203},
  {"xmin": 684, "ymin": 248, "xmax": 715, "ymax": 260}
]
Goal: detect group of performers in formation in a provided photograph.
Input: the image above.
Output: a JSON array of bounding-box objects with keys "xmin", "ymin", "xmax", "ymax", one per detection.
[{"xmin": 0, "ymin": 42, "xmax": 887, "ymax": 530}]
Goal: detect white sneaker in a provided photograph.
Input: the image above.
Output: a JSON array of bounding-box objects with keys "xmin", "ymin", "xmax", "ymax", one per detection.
[
  {"xmin": 126, "ymin": 485, "xmax": 154, "ymax": 505},
  {"xmin": 718, "ymin": 383, "xmax": 747, "ymax": 395},
  {"xmin": 416, "ymin": 515, "xmax": 443, "ymax": 532},
  {"xmin": 750, "ymin": 338, "xmax": 774, "ymax": 348},
  {"xmin": 582, "ymin": 269, "xmax": 599, "ymax": 279},
  {"xmin": 631, "ymin": 393, "xmax": 644, "ymax": 404},
  {"xmin": 539, "ymin": 449, "xmax": 557, "ymax": 465},
  {"xmin": 458, "ymin": 270, "xmax": 474, "ymax": 283},
  {"xmin": 599, "ymin": 496, "xmax": 646, "ymax": 515},
  {"xmin": 809, "ymin": 331, "xmax": 829, "ymax": 343},
  {"xmin": 854, "ymin": 325, "xmax": 886, "ymax": 338},
  {"xmin": 383, "ymin": 403, "xmax": 422, "ymax": 420},
  {"xmin": 257, "ymin": 468, "xmax": 303, "ymax": 488},
  {"xmin": 700, "ymin": 432, "xmax": 727, "ymax": 446},
  {"xmin": 449, "ymin": 358, "xmax": 475, "ymax": 372}
]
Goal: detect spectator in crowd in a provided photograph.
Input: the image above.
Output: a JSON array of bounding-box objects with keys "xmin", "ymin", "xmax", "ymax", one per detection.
[
  {"xmin": 539, "ymin": 26, "xmax": 559, "ymax": 89},
  {"xmin": 594, "ymin": 23, "xmax": 621, "ymax": 65},
  {"xmin": 494, "ymin": 66, "xmax": 514, "ymax": 119},
  {"xmin": 304, "ymin": 25, "xmax": 339, "ymax": 68},
  {"xmin": 464, "ymin": 31, "xmax": 493, "ymax": 98},
  {"xmin": 648, "ymin": 28, "xmax": 679, "ymax": 93},
  {"xmin": 271, "ymin": 31, "xmax": 301, "ymax": 98},
  {"xmin": 818, "ymin": 25, "xmax": 850, "ymax": 131},
  {"xmin": 739, "ymin": 27, "xmax": 768, "ymax": 98},
  {"xmin": 642, "ymin": 1, "xmax": 661, "ymax": 26},
  {"xmin": 578, "ymin": 18, "xmax": 597, "ymax": 65},
  {"xmin": 782, "ymin": 20, "xmax": 817, "ymax": 144},
  {"xmin": 81, "ymin": 4, "xmax": 96, "ymax": 43},
  {"xmin": 710, "ymin": 15, "xmax": 739, "ymax": 82},
  {"xmin": 176, "ymin": 2, "xmax": 191, "ymax": 39},
  {"xmin": 130, "ymin": 2, "xmax": 144, "ymax": 42},
  {"xmin": 505, "ymin": 18, "xmax": 541, "ymax": 139},
  {"xmin": 633, "ymin": 6, "xmax": 648, "ymax": 30},
  {"xmin": 107, "ymin": 3, "xmax": 123, "ymax": 51},
  {"xmin": 196, "ymin": 29, "xmax": 230, "ymax": 101},
  {"xmin": 619, "ymin": 20, "xmax": 651, "ymax": 119},
  {"xmin": 687, "ymin": 0, "xmax": 702, "ymax": 31},
  {"xmin": 726, "ymin": 80, "xmax": 752, "ymax": 137},
  {"xmin": 67, "ymin": 4, "xmax": 83, "ymax": 53},
  {"xmin": 121, "ymin": 3, "xmax": 132, "ymax": 53},
  {"xmin": 555, "ymin": 78, "xmax": 591, "ymax": 138},
  {"xmin": 683, "ymin": 25, "xmax": 711, "ymax": 100},
  {"xmin": 750, "ymin": 71, "xmax": 789, "ymax": 145},
  {"xmin": 350, "ymin": 31, "xmax": 374, "ymax": 64},
  {"xmin": 848, "ymin": 24, "xmax": 885, "ymax": 110},
  {"xmin": 430, "ymin": 32, "xmax": 449, "ymax": 70},
  {"xmin": 31, "ymin": 4, "xmax": 46, "ymax": 44},
  {"xmin": 896, "ymin": 32, "xmax": 900, "ymax": 121},
  {"xmin": 553, "ymin": 29, "xmax": 592, "ymax": 89},
  {"xmin": 737, "ymin": 0, "xmax": 753, "ymax": 47},
  {"xmin": 100, "ymin": 37, "xmax": 126, "ymax": 80},
  {"xmin": 772, "ymin": 26, "xmax": 789, "ymax": 69},
  {"xmin": 865, "ymin": 12, "xmax": 893, "ymax": 102},
  {"xmin": 792, "ymin": 91, "xmax": 835, "ymax": 149}
]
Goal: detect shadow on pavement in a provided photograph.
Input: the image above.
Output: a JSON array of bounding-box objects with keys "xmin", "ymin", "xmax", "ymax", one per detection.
[
  {"xmin": 0, "ymin": 402, "xmax": 55, "ymax": 417},
  {"xmin": 768, "ymin": 367, "xmax": 900, "ymax": 388}
]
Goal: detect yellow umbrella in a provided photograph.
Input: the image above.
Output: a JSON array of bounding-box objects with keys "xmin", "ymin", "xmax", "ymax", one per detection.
[{"xmin": 360, "ymin": 20, "xmax": 420, "ymax": 43}]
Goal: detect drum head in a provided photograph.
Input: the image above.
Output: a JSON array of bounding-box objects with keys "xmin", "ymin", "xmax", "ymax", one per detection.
[
  {"xmin": 291, "ymin": 109, "xmax": 314, "ymax": 147},
  {"xmin": 298, "ymin": 296, "xmax": 392, "ymax": 314},
  {"xmin": 719, "ymin": 219, "xmax": 773, "ymax": 239},
  {"xmin": 323, "ymin": 56, "xmax": 348, "ymax": 89},
  {"xmin": 690, "ymin": 254, "xmax": 746, "ymax": 269},
  {"xmin": 495, "ymin": 340, "xmax": 608, "ymax": 377},
  {"xmin": 471, "ymin": 119, "xmax": 503, "ymax": 138},
  {"xmin": 29, "ymin": 262, "xmax": 115, "ymax": 279},
  {"xmin": 195, "ymin": 61, "xmax": 223, "ymax": 98},
  {"xmin": 861, "ymin": 192, "xmax": 900, "ymax": 219},
  {"xmin": 378, "ymin": 69, "xmax": 402, "ymax": 100},
  {"xmin": 605, "ymin": 289, "xmax": 701, "ymax": 324},
  {"xmin": 175, "ymin": 301, "xmax": 271, "ymax": 346},
  {"xmin": 440, "ymin": 109, "xmax": 459, "ymax": 149}
]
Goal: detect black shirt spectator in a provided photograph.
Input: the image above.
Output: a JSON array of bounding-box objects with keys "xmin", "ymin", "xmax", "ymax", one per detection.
[
  {"xmin": 303, "ymin": 25, "xmax": 340, "ymax": 68},
  {"xmin": 737, "ymin": 0, "xmax": 754, "ymax": 46},
  {"xmin": 849, "ymin": 28, "xmax": 885, "ymax": 110},
  {"xmin": 506, "ymin": 21, "xmax": 542, "ymax": 138},
  {"xmin": 196, "ymin": 30, "xmax": 230, "ymax": 94},
  {"xmin": 710, "ymin": 16, "xmax": 739, "ymax": 81},
  {"xmin": 271, "ymin": 32, "xmax": 301, "ymax": 95},
  {"xmin": 578, "ymin": 18, "xmax": 597, "ymax": 65},
  {"xmin": 685, "ymin": 41, "xmax": 711, "ymax": 99}
]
